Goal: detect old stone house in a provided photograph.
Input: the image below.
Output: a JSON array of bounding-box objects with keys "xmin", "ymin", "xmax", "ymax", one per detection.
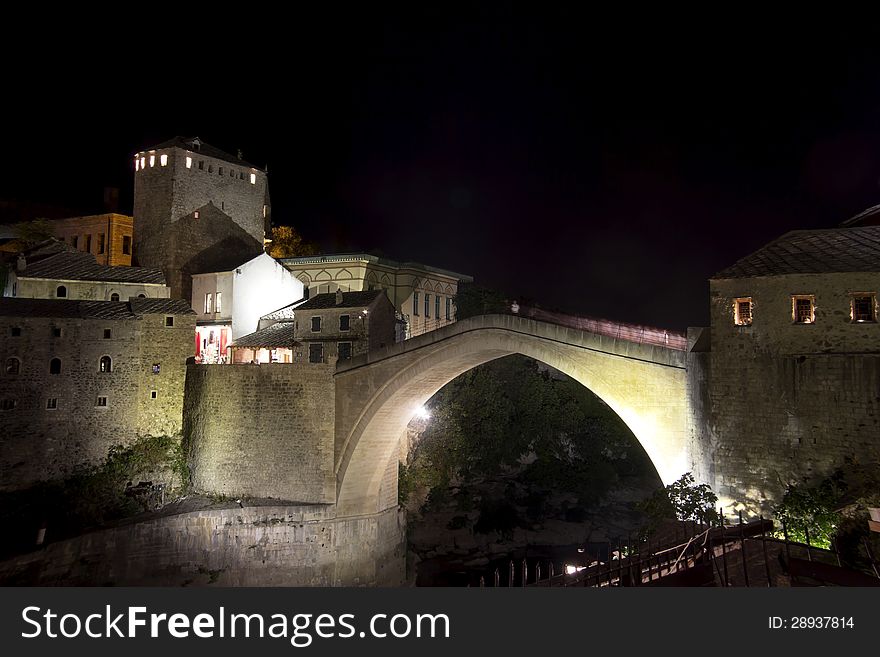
[
  {"xmin": 231, "ymin": 289, "xmax": 397, "ymax": 364},
  {"xmin": 4, "ymin": 245, "xmax": 169, "ymax": 301},
  {"xmin": 191, "ymin": 252, "xmax": 304, "ymax": 364},
  {"xmin": 706, "ymin": 225, "xmax": 880, "ymax": 507},
  {"xmin": 0, "ymin": 297, "xmax": 195, "ymax": 490},
  {"xmin": 280, "ymin": 253, "xmax": 471, "ymax": 339}
]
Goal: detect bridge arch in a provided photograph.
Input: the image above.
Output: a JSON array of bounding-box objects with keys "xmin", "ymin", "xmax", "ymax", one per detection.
[{"xmin": 334, "ymin": 314, "xmax": 690, "ymax": 517}]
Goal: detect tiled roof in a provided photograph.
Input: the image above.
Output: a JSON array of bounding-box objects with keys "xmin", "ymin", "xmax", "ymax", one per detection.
[
  {"xmin": 713, "ymin": 226, "xmax": 880, "ymax": 279},
  {"xmin": 231, "ymin": 322, "xmax": 298, "ymax": 348},
  {"xmin": 130, "ymin": 298, "xmax": 196, "ymax": 316},
  {"xmin": 144, "ymin": 136, "xmax": 261, "ymax": 170},
  {"xmin": 293, "ymin": 290, "xmax": 384, "ymax": 310},
  {"xmin": 261, "ymin": 301, "xmax": 303, "ymax": 321},
  {"xmin": 18, "ymin": 251, "xmax": 166, "ymax": 284},
  {"xmin": 0, "ymin": 298, "xmax": 194, "ymax": 319}
]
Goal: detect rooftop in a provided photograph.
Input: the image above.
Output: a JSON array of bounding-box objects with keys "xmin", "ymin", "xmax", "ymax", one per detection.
[
  {"xmin": 16, "ymin": 251, "xmax": 166, "ymax": 284},
  {"xmin": 141, "ymin": 136, "xmax": 262, "ymax": 170},
  {"xmin": 293, "ymin": 289, "xmax": 385, "ymax": 310},
  {"xmin": 280, "ymin": 252, "xmax": 473, "ymax": 282},
  {"xmin": 0, "ymin": 297, "xmax": 195, "ymax": 320},
  {"xmin": 712, "ymin": 226, "xmax": 880, "ymax": 279},
  {"xmin": 232, "ymin": 322, "xmax": 298, "ymax": 348}
]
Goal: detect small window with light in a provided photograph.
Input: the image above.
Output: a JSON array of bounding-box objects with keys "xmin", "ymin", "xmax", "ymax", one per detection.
[
  {"xmin": 851, "ymin": 294, "xmax": 876, "ymax": 323},
  {"xmin": 792, "ymin": 295, "xmax": 815, "ymax": 324},
  {"xmin": 734, "ymin": 298, "xmax": 752, "ymax": 326}
]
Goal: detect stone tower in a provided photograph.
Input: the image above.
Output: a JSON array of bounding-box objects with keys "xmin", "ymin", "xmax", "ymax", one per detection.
[{"xmin": 132, "ymin": 136, "xmax": 270, "ymax": 301}]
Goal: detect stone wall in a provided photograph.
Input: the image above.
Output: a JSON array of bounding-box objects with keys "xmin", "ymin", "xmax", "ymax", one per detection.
[
  {"xmin": 0, "ymin": 504, "xmax": 406, "ymax": 586},
  {"xmin": 184, "ymin": 363, "xmax": 336, "ymax": 503},
  {"xmin": 12, "ymin": 277, "xmax": 169, "ymax": 301},
  {"xmin": 0, "ymin": 310, "xmax": 194, "ymax": 490},
  {"xmin": 133, "ymin": 146, "xmax": 269, "ymax": 301},
  {"xmin": 708, "ymin": 274, "xmax": 880, "ymax": 509}
]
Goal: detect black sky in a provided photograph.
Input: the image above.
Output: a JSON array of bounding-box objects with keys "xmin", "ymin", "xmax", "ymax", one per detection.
[{"xmin": 4, "ymin": 11, "xmax": 880, "ymax": 328}]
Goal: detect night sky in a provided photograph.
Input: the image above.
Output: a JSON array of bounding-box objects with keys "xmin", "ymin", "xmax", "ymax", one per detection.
[{"xmin": 4, "ymin": 12, "xmax": 880, "ymax": 328}]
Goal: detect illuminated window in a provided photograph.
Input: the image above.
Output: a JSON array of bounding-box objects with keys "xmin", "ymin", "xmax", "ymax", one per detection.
[
  {"xmin": 49, "ymin": 358, "xmax": 61, "ymax": 375},
  {"xmin": 56, "ymin": 285, "xmax": 67, "ymax": 298},
  {"xmin": 215, "ymin": 292, "xmax": 222, "ymax": 314},
  {"xmin": 194, "ymin": 211, "xmax": 200, "ymax": 219},
  {"xmin": 96, "ymin": 396, "xmax": 108, "ymax": 407},
  {"xmin": 160, "ymin": 153, "xmax": 168, "ymax": 166},
  {"xmin": 46, "ymin": 398, "xmax": 57, "ymax": 410},
  {"xmin": 5, "ymin": 358, "xmax": 20, "ymax": 375},
  {"xmin": 311, "ymin": 316, "xmax": 322, "ymax": 332},
  {"xmin": 851, "ymin": 294, "xmax": 876, "ymax": 322},
  {"xmin": 135, "ymin": 157, "xmax": 139, "ymax": 171},
  {"xmin": 734, "ymin": 297, "xmax": 752, "ymax": 326},
  {"xmin": 413, "ymin": 292, "xmax": 419, "ymax": 316},
  {"xmin": 425, "ymin": 294, "xmax": 430, "ymax": 318},
  {"xmin": 263, "ymin": 205, "xmax": 267, "ymax": 218},
  {"xmin": 250, "ymin": 172, "xmax": 256, "ymax": 184},
  {"xmin": 140, "ymin": 157, "xmax": 145, "ymax": 169},
  {"xmin": 435, "ymin": 295, "xmax": 440, "ymax": 319},
  {"xmin": 446, "ymin": 297, "xmax": 451, "ymax": 320},
  {"xmin": 152, "ymin": 364, "xmax": 160, "ymax": 374},
  {"xmin": 309, "ymin": 343, "xmax": 324, "ymax": 363},
  {"xmin": 338, "ymin": 342, "xmax": 352, "ymax": 360},
  {"xmin": 122, "ymin": 236, "xmax": 131, "ymax": 255},
  {"xmin": 186, "ymin": 156, "xmax": 192, "ymax": 169},
  {"xmin": 792, "ymin": 295, "xmax": 815, "ymax": 324},
  {"xmin": 99, "ymin": 356, "xmax": 112, "ymax": 373},
  {"xmin": 149, "ymin": 155, "xmax": 155, "ymax": 167},
  {"xmin": 205, "ymin": 293, "xmax": 213, "ymax": 314}
]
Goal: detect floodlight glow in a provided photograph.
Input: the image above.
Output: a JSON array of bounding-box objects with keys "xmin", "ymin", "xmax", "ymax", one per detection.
[
  {"xmin": 565, "ymin": 565, "xmax": 586, "ymax": 575},
  {"xmin": 414, "ymin": 405, "xmax": 431, "ymax": 420}
]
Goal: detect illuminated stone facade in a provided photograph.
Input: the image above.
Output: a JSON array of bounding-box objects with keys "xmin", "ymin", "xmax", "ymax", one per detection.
[
  {"xmin": 0, "ymin": 298, "xmax": 196, "ymax": 491},
  {"xmin": 47, "ymin": 213, "xmax": 134, "ymax": 266},
  {"xmin": 280, "ymin": 254, "xmax": 471, "ymax": 338},
  {"xmin": 703, "ymin": 228, "xmax": 880, "ymax": 509},
  {"xmin": 133, "ymin": 137, "xmax": 269, "ymax": 300}
]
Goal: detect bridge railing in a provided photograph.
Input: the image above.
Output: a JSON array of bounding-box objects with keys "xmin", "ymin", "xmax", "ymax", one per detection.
[{"xmin": 513, "ymin": 306, "xmax": 688, "ymax": 351}]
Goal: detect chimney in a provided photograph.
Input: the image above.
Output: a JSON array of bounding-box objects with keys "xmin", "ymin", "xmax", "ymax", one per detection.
[
  {"xmin": 16, "ymin": 254, "xmax": 26, "ymax": 272},
  {"xmin": 335, "ymin": 289, "xmax": 344, "ymax": 305}
]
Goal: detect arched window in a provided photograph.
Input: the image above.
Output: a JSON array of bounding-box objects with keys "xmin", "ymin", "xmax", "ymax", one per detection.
[
  {"xmin": 49, "ymin": 358, "xmax": 62, "ymax": 374},
  {"xmin": 110, "ymin": 293, "xmax": 120, "ymax": 302},
  {"xmin": 5, "ymin": 358, "xmax": 20, "ymax": 375},
  {"xmin": 56, "ymin": 285, "xmax": 67, "ymax": 298},
  {"xmin": 99, "ymin": 356, "xmax": 112, "ymax": 373},
  {"xmin": 137, "ymin": 294, "xmax": 146, "ymax": 299}
]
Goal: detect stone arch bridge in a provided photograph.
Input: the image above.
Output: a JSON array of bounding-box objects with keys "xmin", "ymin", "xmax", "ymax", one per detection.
[{"xmin": 334, "ymin": 312, "xmax": 698, "ymax": 517}]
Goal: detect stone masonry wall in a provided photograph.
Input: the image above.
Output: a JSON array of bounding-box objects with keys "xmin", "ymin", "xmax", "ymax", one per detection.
[
  {"xmin": 0, "ymin": 312, "xmax": 194, "ymax": 490},
  {"xmin": 0, "ymin": 504, "xmax": 406, "ymax": 586},
  {"xmin": 708, "ymin": 273, "xmax": 880, "ymax": 510},
  {"xmin": 185, "ymin": 363, "xmax": 336, "ymax": 503}
]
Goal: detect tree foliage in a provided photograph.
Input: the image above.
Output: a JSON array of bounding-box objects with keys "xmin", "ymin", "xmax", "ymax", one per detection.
[
  {"xmin": 637, "ymin": 473, "xmax": 719, "ymax": 530},
  {"xmin": 773, "ymin": 471, "xmax": 846, "ymax": 549},
  {"xmin": 453, "ymin": 283, "xmax": 510, "ymax": 320},
  {"xmin": 15, "ymin": 218, "xmax": 54, "ymax": 245},
  {"xmin": 266, "ymin": 225, "xmax": 318, "ymax": 258}
]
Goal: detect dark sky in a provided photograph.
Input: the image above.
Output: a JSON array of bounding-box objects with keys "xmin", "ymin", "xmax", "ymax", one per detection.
[{"xmin": 4, "ymin": 11, "xmax": 880, "ymax": 329}]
